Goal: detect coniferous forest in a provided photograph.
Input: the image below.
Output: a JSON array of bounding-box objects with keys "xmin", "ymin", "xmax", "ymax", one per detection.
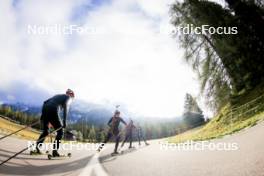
[{"xmin": 170, "ymin": 0, "xmax": 264, "ymax": 112}]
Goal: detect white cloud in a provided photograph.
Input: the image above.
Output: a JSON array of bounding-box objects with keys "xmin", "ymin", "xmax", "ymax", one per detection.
[{"xmin": 0, "ymin": 0, "xmax": 205, "ymax": 117}]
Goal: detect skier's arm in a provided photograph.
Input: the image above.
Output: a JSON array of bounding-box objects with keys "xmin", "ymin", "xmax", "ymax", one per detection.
[
  {"xmin": 120, "ymin": 117, "xmax": 127, "ymax": 126},
  {"xmin": 62, "ymin": 97, "xmax": 71, "ymax": 128},
  {"xmin": 107, "ymin": 118, "xmax": 113, "ymax": 127}
]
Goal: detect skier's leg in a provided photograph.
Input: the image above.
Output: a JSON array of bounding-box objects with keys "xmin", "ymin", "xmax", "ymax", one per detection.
[
  {"xmin": 129, "ymin": 133, "xmax": 133, "ymax": 148},
  {"xmin": 114, "ymin": 134, "xmax": 120, "ymax": 153},
  {"xmin": 98, "ymin": 132, "xmax": 112, "ymax": 151},
  {"xmin": 54, "ymin": 128, "xmax": 63, "ymax": 151},
  {"xmin": 121, "ymin": 133, "xmax": 129, "ymax": 147},
  {"xmin": 142, "ymin": 136, "xmax": 149, "ymax": 145},
  {"xmin": 50, "ymin": 114, "xmax": 63, "ymax": 156},
  {"xmin": 138, "ymin": 133, "xmax": 141, "ymax": 145},
  {"xmin": 36, "ymin": 118, "xmax": 49, "ymax": 153}
]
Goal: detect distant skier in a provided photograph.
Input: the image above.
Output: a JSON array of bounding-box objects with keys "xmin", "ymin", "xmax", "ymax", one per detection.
[
  {"xmin": 121, "ymin": 119, "xmax": 136, "ymax": 149},
  {"xmin": 97, "ymin": 110, "xmax": 127, "ymax": 155},
  {"xmin": 34, "ymin": 89, "xmax": 75, "ymax": 156},
  {"xmin": 137, "ymin": 126, "xmax": 149, "ymax": 146}
]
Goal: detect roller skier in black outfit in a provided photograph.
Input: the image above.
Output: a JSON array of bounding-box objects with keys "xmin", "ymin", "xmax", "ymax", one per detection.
[
  {"xmin": 97, "ymin": 110, "xmax": 127, "ymax": 155},
  {"xmin": 121, "ymin": 119, "xmax": 136, "ymax": 149},
  {"xmin": 34, "ymin": 89, "xmax": 75, "ymax": 157}
]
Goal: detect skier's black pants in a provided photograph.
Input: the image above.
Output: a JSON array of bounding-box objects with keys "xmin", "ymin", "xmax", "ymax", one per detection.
[
  {"xmin": 122, "ymin": 132, "xmax": 133, "ymax": 147},
  {"xmin": 103, "ymin": 131, "xmax": 120, "ymax": 152},
  {"xmin": 36, "ymin": 105, "xmax": 63, "ymax": 151}
]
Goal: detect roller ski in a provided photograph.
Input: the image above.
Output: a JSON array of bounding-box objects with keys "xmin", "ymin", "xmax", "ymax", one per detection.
[
  {"xmin": 47, "ymin": 150, "xmax": 71, "ymax": 160},
  {"xmin": 128, "ymin": 146, "xmax": 135, "ymax": 149},
  {"xmin": 30, "ymin": 150, "xmax": 44, "ymax": 155},
  {"xmin": 30, "ymin": 149, "xmax": 49, "ymax": 155},
  {"xmin": 111, "ymin": 151, "xmax": 120, "ymax": 156}
]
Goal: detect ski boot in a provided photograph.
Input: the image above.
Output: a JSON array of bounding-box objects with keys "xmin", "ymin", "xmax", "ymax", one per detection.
[
  {"xmin": 30, "ymin": 148, "xmax": 43, "ymax": 155},
  {"xmin": 52, "ymin": 150, "xmax": 61, "ymax": 157}
]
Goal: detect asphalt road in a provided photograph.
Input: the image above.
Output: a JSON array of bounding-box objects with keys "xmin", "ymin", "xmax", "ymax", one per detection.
[
  {"xmin": 1, "ymin": 120, "xmax": 264, "ymax": 176},
  {"xmin": 0, "ymin": 136, "xmax": 94, "ymax": 176},
  {"xmin": 100, "ymin": 121, "xmax": 264, "ymax": 176}
]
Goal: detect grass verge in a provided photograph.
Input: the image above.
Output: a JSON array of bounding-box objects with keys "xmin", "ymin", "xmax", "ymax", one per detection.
[
  {"xmin": 0, "ymin": 117, "xmax": 79, "ymax": 143},
  {"xmin": 168, "ymin": 111, "xmax": 264, "ymax": 143},
  {"xmin": 168, "ymin": 83, "xmax": 264, "ymax": 143},
  {"xmin": 0, "ymin": 117, "xmax": 40, "ymax": 140}
]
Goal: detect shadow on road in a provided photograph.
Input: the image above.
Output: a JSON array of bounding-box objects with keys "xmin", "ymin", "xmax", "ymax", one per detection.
[
  {"xmin": 99, "ymin": 145, "xmax": 149, "ymax": 164},
  {"xmin": 0, "ymin": 155, "xmax": 93, "ymax": 175},
  {"xmin": 0, "ymin": 151, "xmax": 48, "ymax": 161},
  {"xmin": 0, "ymin": 148, "xmax": 28, "ymax": 155}
]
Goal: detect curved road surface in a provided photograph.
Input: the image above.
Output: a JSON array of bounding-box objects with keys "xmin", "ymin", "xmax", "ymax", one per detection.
[{"xmin": 1, "ymin": 120, "xmax": 264, "ymax": 176}]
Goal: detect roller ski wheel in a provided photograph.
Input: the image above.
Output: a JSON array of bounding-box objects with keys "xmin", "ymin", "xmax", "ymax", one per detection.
[
  {"xmin": 30, "ymin": 150, "xmax": 45, "ymax": 155},
  {"xmin": 48, "ymin": 153, "xmax": 72, "ymax": 160}
]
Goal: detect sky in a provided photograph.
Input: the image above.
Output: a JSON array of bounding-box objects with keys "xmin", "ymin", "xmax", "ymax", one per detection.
[{"xmin": 0, "ymin": 0, "xmax": 206, "ymax": 118}]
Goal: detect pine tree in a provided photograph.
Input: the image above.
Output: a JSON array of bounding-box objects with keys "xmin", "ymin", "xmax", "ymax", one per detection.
[
  {"xmin": 183, "ymin": 93, "xmax": 204, "ymax": 128},
  {"xmin": 88, "ymin": 126, "xmax": 96, "ymax": 143},
  {"xmin": 183, "ymin": 93, "xmax": 202, "ymax": 114}
]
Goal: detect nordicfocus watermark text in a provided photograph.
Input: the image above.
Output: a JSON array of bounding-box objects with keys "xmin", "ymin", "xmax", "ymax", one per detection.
[
  {"xmin": 170, "ymin": 24, "xmax": 238, "ymax": 35},
  {"xmin": 160, "ymin": 141, "xmax": 239, "ymax": 151},
  {"xmin": 27, "ymin": 24, "xmax": 238, "ymax": 35},
  {"xmin": 27, "ymin": 141, "xmax": 100, "ymax": 151},
  {"xmin": 27, "ymin": 24, "xmax": 103, "ymax": 35}
]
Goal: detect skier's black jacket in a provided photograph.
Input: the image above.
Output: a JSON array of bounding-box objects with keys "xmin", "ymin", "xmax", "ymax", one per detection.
[
  {"xmin": 41, "ymin": 94, "xmax": 71, "ymax": 126},
  {"xmin": 107, "ymin": 116, "xmax": 127, "ymax": 135}
]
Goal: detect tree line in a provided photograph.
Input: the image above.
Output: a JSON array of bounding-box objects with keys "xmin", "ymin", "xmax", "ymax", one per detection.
[
  {"xmin": 0, "ymin": 105, "xmax": 41, "ymax": 129},
  {"xmin": 0, "ymin": 101, "xmax": 206, "ymax": 142},
  {"xmin": 0, "ymin": 105, "xmax": 182, "ymax": 142}
]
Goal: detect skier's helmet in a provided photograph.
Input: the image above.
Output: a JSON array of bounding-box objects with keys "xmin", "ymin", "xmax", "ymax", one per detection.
[
  {"xmin": 66, "ymin": 89, "xmax": 75, "ymax": 98},
  {"xmin": 114, "ymin": 110, "xmax": 120, "ymax": 115}
]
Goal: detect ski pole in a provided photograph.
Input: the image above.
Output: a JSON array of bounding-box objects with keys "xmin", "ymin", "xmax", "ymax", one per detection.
[
  {"xmin": 0, "ymin": 120, "xmax": 40, "ymax": 141},
  {"xmin": 0, "ymin": 127, "xmax": 63, "ymax": 166}
]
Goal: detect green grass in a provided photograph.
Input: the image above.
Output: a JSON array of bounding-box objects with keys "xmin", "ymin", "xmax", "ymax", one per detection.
[
  {"xmin": 0, "ymin": 117, "xmax": 40, "ymax": 140},
  {"xmin": 168, "ymin": 84, "xmax": 264, "ymax": 143},
  {"xmin": 0, "ymin": 117, "xmax": 82, "ymax": 143},
  {"xmin": 168, "ymin": 111, "xmax": 264, "ymax": 143}
]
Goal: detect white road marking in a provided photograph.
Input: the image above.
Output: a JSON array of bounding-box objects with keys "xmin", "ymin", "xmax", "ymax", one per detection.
[
  {"xmin": 79, "ymin": 143, "xmax": 146, "ymax": 176},
  {"xmin": 79, "ymin": 151, "xmax": 108, "ymax": 176}
]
